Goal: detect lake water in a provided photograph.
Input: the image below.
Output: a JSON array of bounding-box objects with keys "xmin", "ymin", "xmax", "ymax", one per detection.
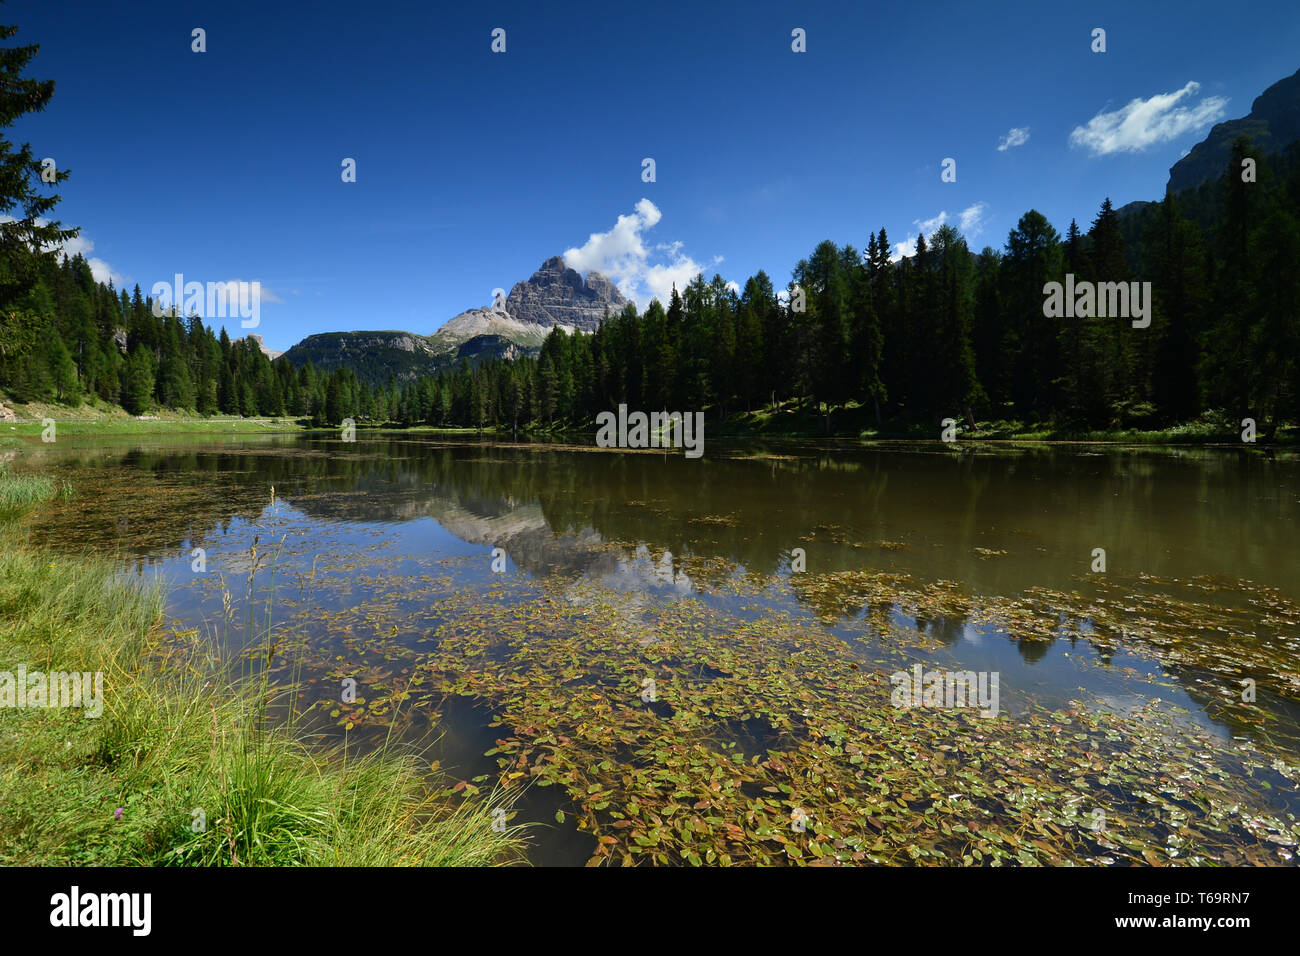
[{"xmin": 10, "ymin": 434, "xmax": 1300, "ymax": 865}]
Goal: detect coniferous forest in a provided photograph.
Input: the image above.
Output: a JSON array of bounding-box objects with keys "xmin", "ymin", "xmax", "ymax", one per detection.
[
  {"xmin": 8, "ymin": 0, "xmax": 1300, "ymax": 885},
  {"xmin": 3, "ymin": 136, "xmax": 1298, "ymax": 438}
]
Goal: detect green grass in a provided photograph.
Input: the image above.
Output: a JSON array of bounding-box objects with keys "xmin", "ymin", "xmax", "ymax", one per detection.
[
  {"xmin": 0, "ymin": 472, "xmax": 528, "ymax": 866},
  {"xmin": 0, "ymin": 472, "xmax": 73, "ymax": 516},
  {"xmin": 2, "ymin": 419, "xmax": 305, "ymax": 440}
]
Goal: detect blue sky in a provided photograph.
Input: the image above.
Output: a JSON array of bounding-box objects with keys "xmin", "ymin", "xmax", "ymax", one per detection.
[{"xmin": 10, "ymin": 0, "xmax": 1300, "ymax": 350}]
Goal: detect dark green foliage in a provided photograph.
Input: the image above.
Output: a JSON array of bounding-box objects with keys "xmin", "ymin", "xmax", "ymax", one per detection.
[
  {"xmin": 0, "ymin": 20, "xmax": 76, "ymax": 308},
  {"xmin": 357, "ymin": 140, "xmax": 1294, "ymax": 436},
  {"xmin": 1, "ymin": 18, "xmax": 1295, "ymax": 437},
  {"xmin": 0, "ymin": 251, "xmax": 291, "ymax": 416}
]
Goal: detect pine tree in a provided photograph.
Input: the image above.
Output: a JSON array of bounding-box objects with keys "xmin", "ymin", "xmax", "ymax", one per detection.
[
  {"xmin": 0, "ymin": 20, "xmax": 76, "ymax": 307},
  {"xmin": 1084, "ymin": 198, "xmax": 1131, "ymax": 425},
  {"xmin": 1145, "ymin": 195, "xmax": 1205, "ymax": 422},
  {"xmin": 122, "ymin": 348, "xmax": 155, "ymax": 415},
  {"xmin": 1002, "ymin": 210, "xmax": 1062, "ymax": 419},
  {"xmin": 929, "ymin": 224, "xmax": 982, "ymax": 425}
]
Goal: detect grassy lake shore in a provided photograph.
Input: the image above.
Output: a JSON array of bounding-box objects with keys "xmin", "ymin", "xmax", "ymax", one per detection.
[
  {"xmin": 0, "ymin": 468, "xmax": 525, "ymax": 866},
  {"xmin": 3, "ymin": 391, "xmax": 1294, "ymax": 448}
]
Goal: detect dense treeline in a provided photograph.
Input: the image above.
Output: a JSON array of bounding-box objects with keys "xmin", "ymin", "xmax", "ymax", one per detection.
[
  {"xmin": 0, "ymin": 253, "xmax": 286, "ymax": 415},
  {"xmin": 2, "ymin": 17, "xmax": 1297, "ymax": 437},
  {"xmin": 0, "ymin": 247, "xmax": 404, "ymax": 425},
  {"xmin": 4, "ymin": 136, "xmax": 1298, "ymax": 437},
  {"xmin": 362, "ymin": 135, "xmax": 1300, "ymax": 438},
  {"xmin": 0, "ymin": 18, "xmax": 346, "ymax": 424}
]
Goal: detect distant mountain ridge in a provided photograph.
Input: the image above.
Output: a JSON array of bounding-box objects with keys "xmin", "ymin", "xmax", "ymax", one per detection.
[
  {"xmin": 1167, "ymin": 67, "xmax": 1300, "ymax": 193},
  {"xmin": 285, "ymin": 66, "xmax": 1300, "ymax": 389},
  {"xmin": 240, "ymin": 333, "xmax": 282, "ymax": 360},
  {"xmin": 429, "ymin": 306, "xmax": 572, "ymax": 354},
  {"xmin": 277, "ymin": 331, "xmax": 442, "ymax": 383},
  {"xmin": 280, "ymin": 256, "xmax": 627, "ymax": 385}
]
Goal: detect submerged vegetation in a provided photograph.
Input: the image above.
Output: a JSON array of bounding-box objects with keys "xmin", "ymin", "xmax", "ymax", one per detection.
[
  {"xmin": 0, "ymin": 472, "xmax": 527, "ymax": 866},
  {"xmin": 277, "ymin": 567, "xmax": 1299, "ymax": 866},
  {"xmin": 7, "ymin": 437, "xmax": 1300, "ymax": 866}
]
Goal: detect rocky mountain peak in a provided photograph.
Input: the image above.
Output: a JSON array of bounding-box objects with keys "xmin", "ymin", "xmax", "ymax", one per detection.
[
  {"xmin": 236, "ymin": 333, "xmax": 283, "ymax": 360},
  {"xmin": 504, "ymin": 255, "xmax": 629, "ymax": 332},
  {"xmin": 1167, "ymin": 66, "xmax": 1300, "ymax": 194}
]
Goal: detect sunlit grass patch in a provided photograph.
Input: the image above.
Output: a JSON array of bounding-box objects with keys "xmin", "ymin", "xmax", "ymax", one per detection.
[
  {"xmin": 0, "ymin": 482, "xmax": 526, "ymax": 867},
  {"xmin": 0, "ymin": 471, "xmax": 73, "ymax": 516}
]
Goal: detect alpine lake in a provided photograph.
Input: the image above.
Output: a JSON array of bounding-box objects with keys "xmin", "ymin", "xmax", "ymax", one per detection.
[{"xmin": 9, "ymin": 432, "xmax": 1300, "ymax": 866}]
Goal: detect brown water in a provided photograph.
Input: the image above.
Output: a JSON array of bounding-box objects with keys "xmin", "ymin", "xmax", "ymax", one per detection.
[{"xmin": 11, "ymin": 434, "xmax": 1300, "ymax": 865}]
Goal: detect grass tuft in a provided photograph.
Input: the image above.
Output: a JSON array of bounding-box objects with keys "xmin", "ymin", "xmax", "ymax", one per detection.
[{"xmin": 0, "ymin": 471, "xmax": 527, "ymax": 866}]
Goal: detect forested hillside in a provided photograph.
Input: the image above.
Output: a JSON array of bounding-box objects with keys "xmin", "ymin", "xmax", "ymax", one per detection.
[
  {"xmin": 327, "ymin": 136, "xmax": 1300, "ymax": 438},
  {"xmin": 3, "ymin": 128, "xmax": 1298, "ymax": 436},
  {"xmin": 0, "ymin": 254, "xmax": 313, "ymax": 416}
]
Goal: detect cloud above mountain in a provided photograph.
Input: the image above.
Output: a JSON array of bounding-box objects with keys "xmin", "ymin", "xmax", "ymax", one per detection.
[
  {"xmin": 563, "ymin": 199, "xmax": 720, "ymax": 306},
  {"xmin": 1069, "ymin": 81, "xmax": 1228, "ymax": 155}
]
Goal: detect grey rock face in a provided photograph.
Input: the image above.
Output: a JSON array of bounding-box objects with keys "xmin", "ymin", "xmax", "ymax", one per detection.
[
  {"xmin": 1167, "ymin": 67, "xmax": 1300, "ymax": 194},
  {"xmin": 245, "ymin": 333, "xmax": 284, "ymax": 360},
  {"xmin": 504, "ymin": 255, "xmax": 628, "ymax": 332}
]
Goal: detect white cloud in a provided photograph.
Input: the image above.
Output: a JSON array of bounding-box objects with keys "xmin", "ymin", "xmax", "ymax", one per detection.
[
  {"xmin": 958, "ymin": 202, "xmax": 988, "ymax": 236},
  {"xmin": 891, "ymin": 236, "xmax": 918, "ymax": 262},
  {"xmin": 563, "ymin": 199, "xmax": 719, "ymax": 306},
  {"xmin": 890, "ymin": 203, "xmax": 987, "ymax": 261},
  {"xmin": 916, "ymin": 212, "xmax": 947, "ymax": 235},
  {"xmin": 0, "ymin": 216, "xmax": 125, "ymax": 286},
  {"xmin": 1069, "ymin": 81, "xmax": 1228, "ymax": 155},
  {"xmin": 87, "ymin": 258, "xmax": 122, "ymax": 286},
  {"xmin": 2, "ymin": 216, "xmax": 288, "ymax": 309},
  {"xmin": 997, "ymin": 126, "xmax": 1030, "ymax": 151}
]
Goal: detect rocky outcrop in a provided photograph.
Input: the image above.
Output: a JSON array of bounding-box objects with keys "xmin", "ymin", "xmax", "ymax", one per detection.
[
  {"xmin": 245, "ymin": 334, "xmax": 283, "ymax": 360},
  {"xmin": 1167, "ymin": 67, "xmax": 1300, "ymax": 194},
  {"xmin": 454, "ymin": 334, "xmax": 532, "ymax": 363},
  {"xmin": 503, "ymin": 255, "xmax": 629, "ymax": 332},
  {"xmin": 430, "ymin": 306, "xmax": 569, "ymax": 354},
  {"xmin": 280, "ymin": 331, "xmax": 447, "ymax": 383},
  {"xmin": 280, "ymin": 255, "xmax": 629, "ymax": 385}
]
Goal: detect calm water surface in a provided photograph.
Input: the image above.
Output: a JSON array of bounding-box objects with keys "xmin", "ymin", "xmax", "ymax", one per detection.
[{"xmin": 10, "ymin": 434, "xmax": 1300, "ymax": 864}]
